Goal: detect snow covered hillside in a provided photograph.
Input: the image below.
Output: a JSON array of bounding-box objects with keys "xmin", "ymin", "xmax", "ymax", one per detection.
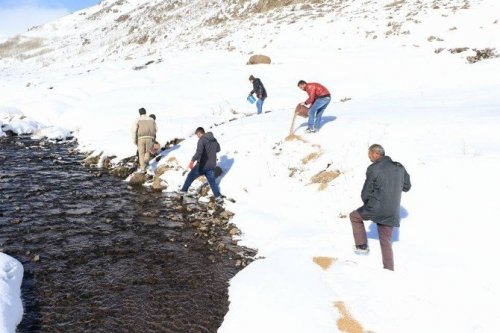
[
  {"xmin": 1, "ymin": 0, "xmax": 500, "ymax": 332},
  {"xmin": 0, "ymin": 0, "xmax": 498, "ymax": 69}
]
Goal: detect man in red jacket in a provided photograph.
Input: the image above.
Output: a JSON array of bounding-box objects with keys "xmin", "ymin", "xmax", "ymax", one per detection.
[{"xmin": 298, "ymin": 80, "xmax": 331, "ymax": 133}]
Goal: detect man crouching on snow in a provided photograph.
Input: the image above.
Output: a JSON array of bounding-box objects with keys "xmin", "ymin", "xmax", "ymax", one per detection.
[
  {"xmin": 349, "ymin": 144, "xmax": 411, "ymax": 271},
  {"xmin": 180, "ymin": 127, "xmax": 223, "ymax": 205},
  {"xmin": 132, "ymin": 107, "xmax": 157, "ymax": 172}
]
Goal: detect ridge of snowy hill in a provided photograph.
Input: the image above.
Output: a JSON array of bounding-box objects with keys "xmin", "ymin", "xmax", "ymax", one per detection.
[{"xmin": 0, "ymin": 0, "xmax": 498, "ymax": 71}]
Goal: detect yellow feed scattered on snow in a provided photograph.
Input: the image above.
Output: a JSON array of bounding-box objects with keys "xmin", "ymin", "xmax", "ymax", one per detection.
[
  {"xmin": 301, "ymin": 152, "xmax": 321, "ymax": 165},
  {"xmin": 310, "ymin": 170, "xmax": 341, "ymax": 191},
  {"xmin": 313, "ymin": 256, "xmax": 336, "ymax": 270},
  {"xmin": 284, "ymin": 134, "xmax": 307, "ymax": 142},
  {"xmin": 334, "ymin": 301, "xmax": 372, "ymax": 333}
]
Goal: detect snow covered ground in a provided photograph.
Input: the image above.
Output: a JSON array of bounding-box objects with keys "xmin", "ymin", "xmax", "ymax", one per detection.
[
  {"xmin": 1, "ymin": 0, "xmax": 500, "ymax": 332},
  {"xmin": 0, "ymin": 254, "xmax": 23, "ymax": 333}
]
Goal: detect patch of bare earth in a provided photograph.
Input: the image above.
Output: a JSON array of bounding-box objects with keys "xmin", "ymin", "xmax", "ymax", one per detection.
[
  {"xmin": 384, "ymin": 0, "xmax": 406, "ymax": 9},
  {"xmin": 154, "ymin": 165, "xmax": 171, "ymax": 178},
  {"xmin": 251, "ymin": 0, "xmax": 315, "ymax": 13},
  {"xmin": 467, "ymin": 48, "xmax": 499, "ymax": 63},
  {"xmin": 0, "ymin": 36, "xmax": 44, "ymax": 59},
  {"xmin": 334, "ymin": 301, "xmax": 373, "ymax": 333},
  {"xmin": 310, "ymin": 170, "xmax": 341, "ymax": 190},
  {"xmin": 313, "ymin": 256, "xmax": 336, "ymax": 270}
]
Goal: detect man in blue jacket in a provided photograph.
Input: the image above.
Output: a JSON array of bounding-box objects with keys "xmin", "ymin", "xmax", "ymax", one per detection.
[
  {"xmin": 349, "ymin": 144, "xmax": 411, "ymax": 270},
  {"xmin": 180, "ymin": 127, "xmax": 223, "ymax": 204}
]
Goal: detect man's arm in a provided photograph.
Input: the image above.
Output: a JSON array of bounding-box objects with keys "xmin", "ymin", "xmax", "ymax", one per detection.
[
  {"xmin": 360, "ymin": 169, "xmax": 374, "ymax": 203},
  {"xmin": 191, "ymin": 139, "xmax": 204, "ymax": 163},
  {"xmin": 249, "ymin": 82, "xmax": 256, "ymax": 96},
  {"xmin": 131, "ymin": 118, "xmax": 138, "ymax": 144},
  {"xmin": 403, "ymin": 168, "xmax": 411, "ymax": 192},
  {"xmin": 305, "ymin": 85, "xmax": 316, "ymax": 105}
]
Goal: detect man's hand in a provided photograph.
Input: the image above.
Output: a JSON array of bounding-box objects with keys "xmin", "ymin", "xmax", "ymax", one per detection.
[{"xmin": 188, "ymin": 160, "xmax": 194, "ymax": 169}]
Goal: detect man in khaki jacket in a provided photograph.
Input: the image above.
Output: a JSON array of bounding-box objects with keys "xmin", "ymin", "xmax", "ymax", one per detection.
[{"xmin": 132, "ymin": 107, "xmax": 157, "ymax": 172}]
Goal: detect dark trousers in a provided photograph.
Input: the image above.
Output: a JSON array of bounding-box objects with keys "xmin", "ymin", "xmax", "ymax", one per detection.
[
  {"xmin": 181, "ymin": 166, "xmax": 221, "ymax": 197},
  {"xmin": 349, "ymin": 210, "xmax": 394, "ymax": 271}
]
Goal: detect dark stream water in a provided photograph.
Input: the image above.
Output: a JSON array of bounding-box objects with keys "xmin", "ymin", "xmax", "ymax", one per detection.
[{"xmin": 0, "ymin": 137, "xmax": 249, "ymax": 333}]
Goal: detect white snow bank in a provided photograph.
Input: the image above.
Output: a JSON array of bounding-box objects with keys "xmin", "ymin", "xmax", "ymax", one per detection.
[
  {"xmin": 0, "ymin": 106, "xmax": 72, "ymax": 140},
  {"xmin": 0, "ymin": 106, "xmax": 41, "ymax": 135},
  {"xmin": 0, "ymin": 253, "xmax": 23, "ymax": 333},
  {"xmin": 32, "ymin": 126, "xmax": 72, "ymax": 141}
]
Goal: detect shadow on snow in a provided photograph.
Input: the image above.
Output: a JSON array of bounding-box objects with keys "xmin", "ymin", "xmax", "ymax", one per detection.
[
  {"xmin": 297, "ymin": 115, "xmax": 337, "ymax": 130},
  {"xmin": 367, "ymin": 206, "xmax": 409, "ymax": 242}
]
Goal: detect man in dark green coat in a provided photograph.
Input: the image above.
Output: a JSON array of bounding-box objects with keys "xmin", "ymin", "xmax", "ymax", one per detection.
[{"xmin": 349, "ymin": 144, "xmax": 411, "ymax": 270}]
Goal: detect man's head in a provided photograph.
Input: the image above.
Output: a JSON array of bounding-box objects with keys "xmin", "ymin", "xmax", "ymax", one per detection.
[
  {"xmin": 249, "ymin": 75, "xmax": 255, "ymax": 82},
  {"xmin": 195, "ymin": 127, "xmax": 205, "ymax": 138},
  {"xmin": 149, "ymin": 114, "xmax": 156, "ymax": 120},
  {"xmin": 138, "ymin": 107, "xmax": 146, "ymax": 115},
  {"xmin": 368, "ymin": 144, "xmax": 385, "ymax": 162},
  {"xmin": 297, "ymin": 80, "xmax": 307, "ymax": 91}
]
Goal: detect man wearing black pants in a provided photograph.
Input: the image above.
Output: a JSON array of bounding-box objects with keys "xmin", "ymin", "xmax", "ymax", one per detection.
[{"xmin": 349, "ymin": 144, "xmax": 411, "ymax": 270}]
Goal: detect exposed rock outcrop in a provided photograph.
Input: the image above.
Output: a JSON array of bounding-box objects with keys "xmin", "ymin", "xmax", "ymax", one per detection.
[{"xmin": 247, "ymin": 54, "xmax": 271, "ymax": 65}]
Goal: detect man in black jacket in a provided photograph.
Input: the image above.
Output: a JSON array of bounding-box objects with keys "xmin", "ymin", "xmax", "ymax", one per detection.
[
  {"xmin": 349, "ymin": 144, "xmax": 411, "ymax": 270},
  {"xmin": 180, "ymin": 127, "xmax": 223, "ymax": 203},
  {"xmin": 249, "ymin": 75, "xmax": 267, "ymax": 114}
]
